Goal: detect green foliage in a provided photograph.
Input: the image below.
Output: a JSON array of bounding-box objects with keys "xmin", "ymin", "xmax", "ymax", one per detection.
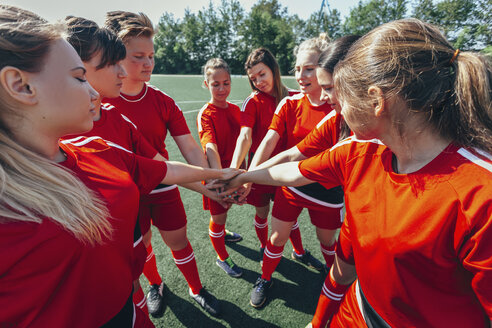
[{"xmin": 153, "ymin": 0, "xmax": 492, "ymax": 74}]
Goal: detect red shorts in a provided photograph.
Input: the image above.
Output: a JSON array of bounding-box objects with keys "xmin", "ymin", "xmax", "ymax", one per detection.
[
  {"xmin": 203, "ymin": 195, "xmax": 229, "ymax": 215},
  {"xmin": 329, "ymin": 281, "xmax": 365, "ymax": 328},
  {"xmin": 271, "ymin": 187, "xmax": 343, "ymax": 230},
  {"xmin": 138, "ymin": 186, "xmax": 187, "ymax": 233},
  {"xmin": 246, "ymin": 183, "xmax": 276, "ymax": 207}
]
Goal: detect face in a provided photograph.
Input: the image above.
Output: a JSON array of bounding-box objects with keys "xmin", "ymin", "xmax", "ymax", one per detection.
[
  {"xmin": 206, "ymin": 68, "xmax": 231, "ymax": 105},
  {"xmin": 294, "ymin": 50, "xmax": 320, "ymax": 95},
  {"xmin": 121, "ymin": 36, "xmax": 154, "ymax": 83},
  {"xmin": 85, "ymin": 52, "xmax": 127, "ymax": 98},
  {"xmin": 316, "ymin": 68, "xmax": 339, "ymax": 112},
  {"xmin": 247, "ymin": 63, "xmax": 274, "ymax": 95},
  {"xmin": 28, "ymin": 39, "xmax": 99, "ymax": 137}
]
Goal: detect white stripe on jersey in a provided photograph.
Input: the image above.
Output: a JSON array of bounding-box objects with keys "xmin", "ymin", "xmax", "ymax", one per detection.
[
  {"xmin": 196, "ymin": 103, "xmax": 209, "ymax": 132},
  {"xmin": 273, "ymin": 93, "xmax": 304, "ymax": 115},
  {"xmin": 330, "ymin": 136, "xmax": 383, "ymax": 152},
  {"xmin": 316, "ymin": 110, "xmax": 337, "ymax": 129},
  {"xmin": 240, "ymin": 92, "xmax": 258, "ymax": 112},
  {"xmin": 291, "ymin": 221, "xmax": 300, "ymax": 229},
  {"xmin": 457, "ymin": 148, "xmax": 492, "ymax": 172},
  {"xmin": 120, "ymin": 113, "xmax": 138, "ymax": 129},
  {"xmin": 133, "ymin": 235, "xmax": 143, "ymax": 248},
  {"xmin": 147, "ymin": 84, "xmax": 183, "ymax": 112},
  {"xmin": 286, "ymin": 186, "xmax": 344, "ymax": 208},
  {"xmin": 174, "ymin": 252, "xmax": 195, "ymax": 265},
  {"xmin": 149, "ymin": 184, "xmax": 178, "ymax": 194},
  {"xmin": 100, "ymin": 103, "xmax": 115, "ymax": 111}
]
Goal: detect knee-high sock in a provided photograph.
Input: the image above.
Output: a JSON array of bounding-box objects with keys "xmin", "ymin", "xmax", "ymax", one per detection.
[
  {"xmin": 289, "ymin": 221, "xmax": 305, "ymax": 255},
  {"xmin": 254, "ymin": 215, "xmax": 268, "ymax": 249},
  {"xmin": 261, "ymin": 240, "xmax": 284, "ymax": 281},
  {"xmin": 209, "ymin": 220, "xmax": 229, "ymax": 261},
  {"xmin": 143, "ymin": 244, "xmax": 162, "ymax": 286},
  {"xmin": 311, "ymin": 271, "xmax": 350, "ymax": 328},
  {"xmin": 133, "ymin": 285, "xmax": 149, "ymax": 315},
  {"xmin": 171, "ymin": 241, "xmax": 203, "ymax": 294},
  {"xmin": 320, "ymin": 243, "xmax": 336, "ymax": 269}
]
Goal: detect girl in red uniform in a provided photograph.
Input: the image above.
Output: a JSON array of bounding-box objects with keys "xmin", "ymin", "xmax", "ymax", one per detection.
[
  {"xmin": 63, "ymin": 17, "xmax": 228, "ymax": 320},
  {"xmin": 0, "ymin": 6, "xmax": 239, "ymax": 327},
  {"xmin": 230, "ymin": 48, "xmax": 313, "ymax": 266},
  {"xmin": 197, "ymin": 58, "xmax": 245, "ymax": 278},
  {"xmin": 103, "ymin": 11, "xmax": 225, "ymax": 317},
  {"xmin": 244, "ymin": 35, "xmax": 340, "ymax": 308},
  {"xmin": 220, "ymin": 19, "xmax": 492, "ymax": 327}
]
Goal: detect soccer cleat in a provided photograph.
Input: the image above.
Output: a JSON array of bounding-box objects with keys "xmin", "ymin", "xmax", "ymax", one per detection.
[
  {"xmin": 250, "ymin": 277, "xmax": 273, "ymax": 308},
  {"xmin": 216, "ymin": 257, "xmax": 243, "ymax": 278},
  {"xmin": 189, "ymin": 287, "xmax": 221, "ymax": 317},
  {"xmin": 291, "ymin": 250, "xmax": 324, "ymax": 271},
  {"xmin": 224, "ymin": 230, "xmax": 243, "ymax": 243},
  {"xmin": 147, "ymin": 282, "xmax": 166, "ymax": 318},
  {"xmin": 259, "ymin": 247, "xmax": 265, "ymax": 266}
]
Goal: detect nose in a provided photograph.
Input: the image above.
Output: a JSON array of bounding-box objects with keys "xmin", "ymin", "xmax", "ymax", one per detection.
[
  {"xmin": 118, "ymin": 64, "xmax": 127, "ymax": 78},
  {"xmin": 89, "ymin": 83, "xmax": 99, "ymax": 102}
]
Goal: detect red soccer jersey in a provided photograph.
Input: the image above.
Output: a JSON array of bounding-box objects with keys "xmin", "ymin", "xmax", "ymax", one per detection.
[
  {"xmin": 104, "ymin": 83, "xmax": 190, "ymax": 160},
  {"xmin": 0, "ymin": 137, "xmax": 167, "ymax": 328},
  {"xmin": 64, "ymin": 103, "xmax": 158, "ymax": 159},
  {"xmin": 299, "ymin": 137, "xmax": 492, "ymax": 327},
  {"xmin": 197, "ymin": 102, "xmax": 241, "ymax": 168},
  {"xmin": 240, "ymin": 90, "xmax": 298, "ymax": 157},
  {"xmin": 269, "ymin": 93, "xmax": 333, "ymax": 149},
  {"xmin": 296, "ymin": 110, "xmax": 342, "ymax": 157}
]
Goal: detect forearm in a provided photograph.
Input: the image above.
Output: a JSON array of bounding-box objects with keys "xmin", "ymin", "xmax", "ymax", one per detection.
[
  {"xmin": 237, "ymin": 161, "xmax": 312, "ymax": 187},
  {"xmin": 254, "ymin": 146, "xmax": 306, "ymax": 171},
  {"xmin": 230, "ymin": 132, "xmax": 252, "ymax": 169},
  {"xmin": 163, "ymin": 161, "xmax": 223, "ymax": 185},
  {"xmin": 248, "ymin": 130, "xmax": 279, "ymax": 170},
  {"xmin": 205, "ymin": 144, "xmax": 223, "ymax": 170}
]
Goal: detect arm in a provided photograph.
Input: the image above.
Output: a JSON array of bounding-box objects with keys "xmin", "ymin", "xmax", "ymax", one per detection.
[
  {"xmin": 205, "ymin": 143, "xmax": 222, "ymax": 169},
  {"xmin": 162, "ymin": 161, "xmax": 239, "ymax": 186},
  {"xmin": 230, "ymin": 127, "xmax": 252, "ymax": 169},
  {"xmin": 173, "ymin": 133, "xmax": 210, "ymax": 168},
  {"xmin": 255, "ymin": 145, "xmax": 307, "ymax": 170},
  {"xmin": 248, "ymin": 130, "xmax": 280, "ymax": 171}
]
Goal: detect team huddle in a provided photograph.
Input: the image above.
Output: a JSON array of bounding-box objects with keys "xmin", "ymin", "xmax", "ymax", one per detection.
[{"xmin": 0, "ymin": 4, "xmax": 490, "ymax": 328}]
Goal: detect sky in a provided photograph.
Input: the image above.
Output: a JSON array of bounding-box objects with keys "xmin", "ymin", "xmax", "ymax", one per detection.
[{"xmin": 3, "ymin": 0, "xmax": 360, "ymax": 26}]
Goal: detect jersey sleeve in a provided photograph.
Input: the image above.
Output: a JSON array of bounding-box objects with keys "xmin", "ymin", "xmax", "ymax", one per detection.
[
  {"xmin": 268, "ymin": 98, "xmax": 288, "ymax": 138},
  {"xmin": 457, "ymin": 197, "xmax": 492, "ymax": 317},
  {"xmin": 162, "ymin": 95, "xmax": 191, "ymax": 137},
  {"xmin": 122, "ymin": 114, "xmax": 158, "ymax": 159},
  {"xmin": 197, "ymin": 108, "xmax": 216, "ymax": 149},
  {"xmin": 298, "ymin": 144, "xmax": 346, "ymax": 190},
  {"xmin": 297, "ymin": 111, "xmax": 339, "ymax": 158},
  {"xmin": 240, "ymin": 95, "xmax": 257, "ymax": 128}
]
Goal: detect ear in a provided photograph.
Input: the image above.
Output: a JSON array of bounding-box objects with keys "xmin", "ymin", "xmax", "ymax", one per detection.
[
  {"xmin": 367, "ymin": 86, "xmax": 385, "ymax": 117},
  {"xmin": 0, "ymin": 66, "xmax": 37, "ymax": 105}
]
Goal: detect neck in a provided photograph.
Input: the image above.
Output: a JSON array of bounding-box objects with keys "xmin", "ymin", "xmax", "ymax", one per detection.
[
  {"xmin": 15, "ymin": 129, "xmax": 64, "ymax": 162},
  {"xmin": 306, "ymin": 91, "xmax": 324, "ymax": 106},
  {"xmin": 121, "ymin": 79, "xmax": 145, "ymax": 96},
  {"xmin": 380, "ymin": 120, "xmax": 451, "ymax": 174},
  {"xmin": 211, "ymin": 99, "xmax": 228, "ymax": 108},
  {"xmin": 93, "ymin": 98, "xmax": 102, "ymax": 121}
]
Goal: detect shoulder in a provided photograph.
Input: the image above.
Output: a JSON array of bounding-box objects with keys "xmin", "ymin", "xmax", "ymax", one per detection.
[
  {"xmin": 197, "ymin": 103, "xmax": 212, "ymax": 120},
  {"xmin": 61, "ymin": 136, "xmax": 133, "ymax": 155},
  {"xmin": 316, "ymin": 110, "xmax": 338, "ymax": 129},
  {"xmin": 274, "ymin": 93, "xmax": 304, "ymax": 115},
  {"xmin": 241, "ymin": 91, "xmax": 259, "ymax": 111}
]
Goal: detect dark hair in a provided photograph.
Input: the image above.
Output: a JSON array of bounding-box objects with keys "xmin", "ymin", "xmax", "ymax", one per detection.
[
  {"xmin": 318, "ymin": 35, "xmax": 360, "ymax": 73},
  {"xmin": 335, "ymin": 19, "xmax": 492, "ymax": 152},
  {"xmin": 104, "ymin": 11, "xmax": 154, "ymax": 43},
  {"xmin": 244, "ymin": 48, "xmax": 288, "ymax": 105},
  {"xmin": 65, "ymin": 16, "xmax": 126, "ymax": 69},
  {"xmin": 203, "ymin": 57, "xmax": 230, "ymax": 82}
]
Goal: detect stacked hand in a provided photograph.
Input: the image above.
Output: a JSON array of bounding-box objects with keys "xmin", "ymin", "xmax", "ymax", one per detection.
[{"xmin": 207, "ymin": 169, "xmax": 250, "ymax": 205}]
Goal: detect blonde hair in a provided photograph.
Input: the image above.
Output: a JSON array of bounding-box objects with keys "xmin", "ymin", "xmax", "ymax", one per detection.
[
  {"xmin": 335, "ymin": 19, "xmax": 492, "ymax": 152},
  {"xmin": 0, "ymin": 5, "xmax": 112, "ymax": 245},
  {"xmin": 294, "ymin": 33, "xmax": 331, "ymax": 57},
  {"xmin": 104, "ymin": 11, "xmax": 154, "ymax": 43},
  {"xmin": 203, "ymin": 58, "xmax": 230, "ymax": 83}
]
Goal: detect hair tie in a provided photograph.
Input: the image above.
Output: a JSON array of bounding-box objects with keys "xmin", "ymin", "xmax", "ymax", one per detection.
[{"xmin": 449, "ymin": 49, "xmax": 460, "ymax": 65}]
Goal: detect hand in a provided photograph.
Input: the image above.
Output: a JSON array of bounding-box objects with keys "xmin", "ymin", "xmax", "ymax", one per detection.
[
  {"xmin": 204, "ymin": 188, "xmax": 231, "ymax": 209},
  {"xmin": 235, "ymin": 183, "xmax": 252, "ymax": 202},
  {"xmin": 219, "ymin": 168, "xmax": 244, "ymax": 181}
]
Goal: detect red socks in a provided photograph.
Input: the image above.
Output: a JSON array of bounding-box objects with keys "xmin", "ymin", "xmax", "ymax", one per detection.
[
  {"xmin": 289, "ymin": 221, "xmax": 305, "ymax": 255},
  {"xmin": 171, "ymin": 241, "xmax": 203, "ymax": 294},
  {"xmin": 254, "ymin": 215, "xmax": 268, "ymax": 248},
  {"xmin": 133, "ymin": 284, "xmax": 148, "ymax": 315},
  {"xmin": 209, "ymin": 220, "xmax": 229, "ymax": 261},
  {"xmin": 311, "ymin": 270, "xmax": 350, "ymax": 328},
  {"xmin": 261, "ymin": 240, "xmax": 284, "ymax": 280},
  {"xmin": 143, "ymin": 244, "xmax": 162, "ymax": 286},
  {"xmin": 320, "ymin": 243, "xmax": 336, "ymax": 269}
]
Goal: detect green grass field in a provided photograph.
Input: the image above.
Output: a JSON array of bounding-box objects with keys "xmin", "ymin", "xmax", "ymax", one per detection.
[{"xmin": 144, "ymin": 75, "xmax": 327, "ymax": 328}]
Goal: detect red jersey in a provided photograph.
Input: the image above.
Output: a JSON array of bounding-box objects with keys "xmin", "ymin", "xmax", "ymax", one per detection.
[
  {"xmin": 0, "ymin": 137, "xmax": 167, "ymax": 328},
  {"xmin": 197, "ymin": 102, "xmax": 241, "ymax": 168},
  {"xmin": 296, "ymin": 110, "xmax": 342, "ymax": 157},
  {"xmin": 299, "ymin": 137, "xmax": 492, "ymax": 327},
  {"xmin": 269, "ymin": 93, "xmax": 333, "ymax": 149},
  {"xmin": 240, "ymin": 90, "xmax": 298, "ymax": 158},
  {"xmin": 104, "ymin": 83, "xmax": 190, "ymax": 160},
  {"xmin": 64, "ymin": 103, "xmax": 158, "ymax": 159}
]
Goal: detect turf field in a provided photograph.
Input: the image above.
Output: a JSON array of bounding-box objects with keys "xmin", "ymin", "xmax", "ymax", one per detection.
[{"xmin": 144, "ymin": 74, "xmax": 328, "ymax": 328}]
